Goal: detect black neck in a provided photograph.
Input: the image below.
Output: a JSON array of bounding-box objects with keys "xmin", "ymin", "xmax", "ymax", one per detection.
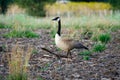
[{"xmin": 57, "ymin": 20, "xmax": 61, "ymax": 36}]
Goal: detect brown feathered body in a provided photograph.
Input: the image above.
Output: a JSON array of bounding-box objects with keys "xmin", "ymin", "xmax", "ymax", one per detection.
[{"xmin": 55, "ymin": 34, "xmax": 88, "ymax": 52}]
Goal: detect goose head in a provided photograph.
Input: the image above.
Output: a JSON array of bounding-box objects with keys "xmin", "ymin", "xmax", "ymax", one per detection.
[{"xmin": 52, "ymin": 17, "xmax": 60, "ymax": 22}]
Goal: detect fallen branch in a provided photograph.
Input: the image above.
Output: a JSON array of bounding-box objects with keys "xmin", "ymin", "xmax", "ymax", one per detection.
[{"xmin": 41, "ymin": 47, "xmax": 68, "ymax": 59}]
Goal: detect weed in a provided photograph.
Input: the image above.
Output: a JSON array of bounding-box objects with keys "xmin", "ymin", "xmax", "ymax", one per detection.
[
  {"xmin": 57, "ymin": 48, "xmax": 61, "ymax": 51},
  {"xmin": 7, "ymin": 73, "xmax": 27, "ymax": 80},
  {"xmin": 79, "ymin": 50, "xmax": 92, "ymax": 60},
  {"xmin": 93, "ymin": 43, "xmax": 106, "ymax": 52},
  {"xmin": 80, "ymin": 50, "xmax": 92, "ymax": 56},
  {"xmin": 4, "ymin": 30, "xmax": 39, "ymax": 38},
  {"xmin": 83, "ymin": 56, "xmax": 90, "ymax": 60},
  {"xmin": 0, "ymin": 23, "xmax": 12, "ymax": 29},
  {"xmin": 6, "ymin": 44, "xmax": 33, "ymax": 80},
  {"xmin": 98, "ymin": 33, "xmax": 111, "ymax": 43},
  {"xmin": 37, "ymin": 77, "xmax": 44, "ymax": 80},
  {"xmin": 110, "ymin": 25, "xmax": 120, "ymax": 32},
  {"xmin": 82, "ymin": 29, "xmax": 93, "ymax": 39},
  {"xmin": 50, "ymin": 29, "xmax": 56, "ymax": 38},
  {"xmin": 32, "ymin": 49, "xmax": 38, "ymax": 54}
]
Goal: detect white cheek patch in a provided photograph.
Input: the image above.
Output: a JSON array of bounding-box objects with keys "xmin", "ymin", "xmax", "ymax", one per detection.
[{"xmin": 57, "ymin": 18, "xmax": 60, "ymax": 21}]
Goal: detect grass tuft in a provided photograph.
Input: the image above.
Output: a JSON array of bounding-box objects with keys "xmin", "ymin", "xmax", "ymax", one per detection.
[
  {"xmin": 80, "ymin": 50, "xmax": 92, "ymax": 56},
  {"xmin": 4, "ymin": 30, "xmax": 39, "ymax": 38},
  {"xmin": 83, "ymin": 56, "xmax": 90, "ymax": 60},
  {"xmin": 7, "ymin": 44, "xmax": 33, "ymax": 80},
  {"xmin": 79, "ymin": 50, "xmax": 92, "ymax": 60},
  {"xmin": 98, "ymin": 33, "xmax": 111, "ymax": 43},
  {"xmin": 93, "ymin": 43, "xmax": 106, "ymax": 52},
  {"xmin": 0, "ymin": 23, "xmax": 12, "ymax": 29},
  {"xmin": 32, "ymin": 49, "xmax": 38, "ymax": 54},
  {"xmin": 50, "ymin": 29, "xmax": 56, "ymax": 38}
]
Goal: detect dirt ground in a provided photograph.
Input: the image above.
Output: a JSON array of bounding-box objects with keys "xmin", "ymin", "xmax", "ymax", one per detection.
[{"xmin": 0, "ymin": 29, "xmax": 120, "ymax": 80}]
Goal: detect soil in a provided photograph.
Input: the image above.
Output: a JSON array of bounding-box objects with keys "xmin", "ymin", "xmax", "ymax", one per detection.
[{"xmin": 0, "ymin": 29, "xmax": 120, "ymax": 80}]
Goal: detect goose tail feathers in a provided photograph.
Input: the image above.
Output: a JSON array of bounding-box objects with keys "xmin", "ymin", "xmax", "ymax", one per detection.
[{"xmin": 73, "ymin": 42, "xmax": 89, "ymax": 50}]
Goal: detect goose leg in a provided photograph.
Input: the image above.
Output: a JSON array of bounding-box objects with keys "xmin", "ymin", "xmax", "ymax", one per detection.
[
  {"xmin": 69, "ymin": 51, "xmax": 72, "ymax": 59},
  {"xmin": 67, "ymin": 51, "xmax": 72, "ymax": 59},
  {"xmin": 67, "ymin": 51, "xmax": 69, "ymax": 58}
]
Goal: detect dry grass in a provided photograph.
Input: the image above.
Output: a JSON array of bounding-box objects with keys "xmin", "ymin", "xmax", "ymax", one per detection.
[{"xmin": 7, "ymin": 44, "xmax": 33, "ymax": 80}]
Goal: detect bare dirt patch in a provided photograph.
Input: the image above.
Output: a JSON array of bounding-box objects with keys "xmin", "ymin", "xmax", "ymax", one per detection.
[{"xmin": 0, "ymin": 29, "xmax": 120, "ymax": 80}]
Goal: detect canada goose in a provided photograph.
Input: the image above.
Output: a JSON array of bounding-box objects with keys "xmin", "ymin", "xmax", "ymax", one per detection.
[{"xmin": 52, "ymin": 17, "xmax": 89, "ymax": 58}]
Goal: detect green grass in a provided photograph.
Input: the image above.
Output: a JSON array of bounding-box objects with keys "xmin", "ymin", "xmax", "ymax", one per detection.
[
  {"xmin": 93, "ymin": 43, "xmax": 106, "ymax": 52},
  {"xmin": 0, "ymin": 13, "xmax": 120, "ymax": 31},
  {"xmin": 50, "ymin": 29, "xmax": 56, "ymax": 38},
  {"xmin": 7, "ymin": 73, "xmax": 27, "ymax": 80},
  {"xmin": 0, "ymin": 23, "xmax": 12, "ymax": 29},
  {"xmin": 80, "ymin": 50, "xmax": 92, "ymax": 56},
  {"xmin": 0, "ymin": 13, "xmax": 120, "ymax": 42},
  {"xmin": 110, "ymin": 25, "xmax": 120, "ymax": 32},
  {"xmin": 37, "ymin": 77, "xmax": 44, "ymax": 80},
  {"xmin": 83, "ymin": 56, "xmax": 90, "ymax": 60},
  {"xmin": 79, "ymin": 50, "xmax": 92, "ymax": 60},
  {"xmin": 32, "ymin": 49, "xmax": 38, "ymax": 54},
  {"xmin": 4, "ymin": 30, "xmax": 39, "ymax": 38},
  {"xmin": 98, "ymin": 33, "xmax": 111, "ymax": 43}
]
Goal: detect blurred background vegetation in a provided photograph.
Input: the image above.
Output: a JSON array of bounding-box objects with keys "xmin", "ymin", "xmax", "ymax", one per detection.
[{"xmin": 0, "ymin": 0, "xmax": 120, "ymax": 16}]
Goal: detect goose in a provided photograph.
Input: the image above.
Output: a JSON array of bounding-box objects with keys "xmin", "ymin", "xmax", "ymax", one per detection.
[{"xmin": 52, "ymin": 17, "xmax": 89, "ymax": 58}]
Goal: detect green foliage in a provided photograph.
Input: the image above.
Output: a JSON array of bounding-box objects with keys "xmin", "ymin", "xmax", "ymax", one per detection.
[
  {"xmin": 98, "ymin": 33, "xmax": 111, "ymax": 43},
  {"xmin": 0, "ymin": 23, "xmax": 12, "ymax": 28},
  {"xmin": 0, "ymin": 0, "xmax": 13, "ymax": 14},
  {"xmin": 70, "ymin": 0, "xmax": 107, "ymax": 2},
  {"xmin": 7, "ymin": 73, "xmax": 27, "ymax": 80},
  {"xmin": 93, "ymin": 43, "xmax": 106, "ymax": 52},
  {"xmin": 79, "ymin": 50, "xmax": 92, "ymax": 60},
  {"xmin": 108, "ymin": 0, "xmax": 120, "ymax": 9},
  {"xmin": 83, "ymin": 56, "xmax": 90, "ymax": 60},
  {"xmin": 14, "ymin": 0, "xmax": 55, "ymax": 16},
  {"xmin": 37, "ymin": 77, "xmax": 44, "ymax": 80},
  {"xmin": 80, "ymin": 50, "xmax": 92, "ymax": 56},
  {"xmin": 32, "ymin": 49, "xmax": 38, "ymax": 54},
  {"xmin": 50, "ymin": 29, "xmax": 56, "ymax": 38},
  {"xmin": 110, "ymin": 25, "xmax": 120, "ymax": 32},
  {"xmin": 4, "ymin": 30, "xmax": 39, "ymax": 38}
]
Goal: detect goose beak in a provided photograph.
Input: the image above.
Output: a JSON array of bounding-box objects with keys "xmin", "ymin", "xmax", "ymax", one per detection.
[
  {"xmin": 52, "ymin": 17, "xmax": 60, "ymax": 21},
  {"xmin": 52, "ymin": 18, "xmax": 56, "ymax": 21},
  {"xmin": 52, "ymin": 17, "xmax": 56, "ymax": 21}
]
